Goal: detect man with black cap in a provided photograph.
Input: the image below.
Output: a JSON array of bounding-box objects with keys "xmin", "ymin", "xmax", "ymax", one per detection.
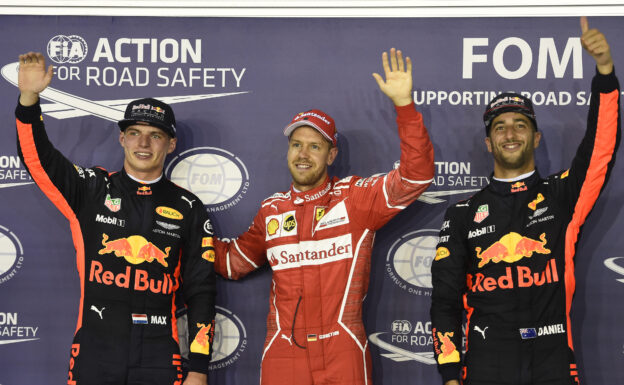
[
  {"xmin": 431, "ymin": 18, "xmax": 620, "ymax": 385},
  {"xmin": 213, "ymin": 48, "xmax": 434, "ymax": 385},
  {"xmin": 15, "ymin": 52, "xmax": 216, "ymax": 385}
]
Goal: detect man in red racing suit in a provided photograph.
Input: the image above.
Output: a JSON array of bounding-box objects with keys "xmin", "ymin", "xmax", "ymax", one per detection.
[
  {"xmin": 214, "ymin": 49, "xmax": 434, "ymax": 384},
  {"xmin": 430, "ymin": 19, "xmax": 620, "ymax": 385},
  {"xmin": 15, "ymin": 52, "xmax": 216, "ymax": 385}
]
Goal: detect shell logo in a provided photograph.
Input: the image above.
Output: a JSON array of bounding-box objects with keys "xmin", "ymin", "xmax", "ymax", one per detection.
[{"xmin": 267, "ymin": 218, "xmax": 280, "ymax": 236}]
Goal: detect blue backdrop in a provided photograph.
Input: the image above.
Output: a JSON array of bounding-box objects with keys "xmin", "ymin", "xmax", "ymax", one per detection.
[{"xmin": 0, "ymin": 15, "xmax": 622, "ymax": 384}]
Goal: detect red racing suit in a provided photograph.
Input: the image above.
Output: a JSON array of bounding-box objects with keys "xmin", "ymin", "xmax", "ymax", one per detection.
[
  {"xmin": 431, "ymin": 71, "xmax": 620, "ymax": 385},
  {"xmin": 16, "ymin": 100, "xmax": 216, "ymax": 385},
  {"xmin": 215, "ymin": 103, "xmax": 434, "ymax": 385}
]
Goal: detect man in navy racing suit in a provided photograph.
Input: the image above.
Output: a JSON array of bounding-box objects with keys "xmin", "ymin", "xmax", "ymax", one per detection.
[
  {"xmin": 15, "ymin": 52, "xmax": 216, "ymax": 385},
  {"xmin": 431, "ymin": 18, "xmax": 620, "ymax": 385}
]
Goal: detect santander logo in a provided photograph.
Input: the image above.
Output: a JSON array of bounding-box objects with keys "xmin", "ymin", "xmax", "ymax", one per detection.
[{"xmin": 267, "ymin": 234, "xmax": 353, "ymax": 271}]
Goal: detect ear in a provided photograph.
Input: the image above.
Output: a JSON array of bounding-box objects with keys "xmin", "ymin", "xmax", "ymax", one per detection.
[
  {"xmin": 485, "ymin": 136, "xmax": 493, "ymax": 153},
  {"xmin": 326, "ymin": 146, "xmax": 338, "ymax": 166},
  {"xmin": 119, "ymin": 131, "xmax": 125, "ymax": 148},
  {"xmin": 167, "ymin": 137, "xmax": 177, "ymax": 154},
  {"xmin": 533, "ymin": 131, "xmax": 542, "ymax": 149}
]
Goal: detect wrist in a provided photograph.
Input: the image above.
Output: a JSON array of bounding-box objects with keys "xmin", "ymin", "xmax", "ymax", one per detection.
[
  {"xmin": 392, "ymin": 96, "xmax": 413, "ymax": 107},
  {"xmin": 19, "ymin": 92, "xmax": 39, "ymax": 107}
]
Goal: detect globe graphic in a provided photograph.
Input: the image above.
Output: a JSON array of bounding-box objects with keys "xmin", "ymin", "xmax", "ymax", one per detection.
[
  {"xmin": 46, "ymin": 35, "xmax": 87, "ymax": 64},
  {"xmin": 392, "ymin": 234, "xmax": 437, "ymax": 288},
  {"xmin": 210, "ymin": 313, "xmax": 242, "ymax": 362},
  {"xmin": 0, "ymin": 230, "xmax": 18, "ymax": 275},
  {"xmin": 169, "ymin": 153, "xmax": 243, "ymax": 205}
]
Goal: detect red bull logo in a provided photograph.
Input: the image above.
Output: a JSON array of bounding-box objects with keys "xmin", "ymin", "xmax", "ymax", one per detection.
[
  {"xmin": 67, "ymin": 343, "xmax": 80, "ymax": 385},
  {"xmin": 137, "ymin": 186, "xmax": 152, "ymax": 195},
  {"xmin": 469, "ymin": 257, "xmax": 559, "ymax": 292},
  {"xmin": 475, "ymin": 232, "xmax": 550, "ymax": 268},
  {"xmin": 89, "ymin": 260, "xmax": 178, "ymax": 295},
  {"xmin": 190, "ymin": 322, "xmax": 213, "ymax": 355},
  {"xmin": 511, "ymin": 181, "xmax": 527, "ymax": 193},
  {"xmin": 433, "ymin": 329, "xmax": 460, "ymax": 364},
  {"xmin": 99, "ymin": 234, "xmax": 170, "ymax": 267}
]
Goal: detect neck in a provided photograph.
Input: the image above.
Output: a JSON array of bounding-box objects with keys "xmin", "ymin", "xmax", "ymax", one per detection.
[
  {"xmin": 492, "ymin": 162, "xmax": 536, "ymax": 180},
  {"xmin": 125, "ymin": 168, "xmax": 163, "ymax": 184}
]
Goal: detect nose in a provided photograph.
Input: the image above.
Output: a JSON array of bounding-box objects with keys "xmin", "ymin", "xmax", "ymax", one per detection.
[{"xmin": 138, "ymin": 133, "xmax": 150, "ymax": 147}]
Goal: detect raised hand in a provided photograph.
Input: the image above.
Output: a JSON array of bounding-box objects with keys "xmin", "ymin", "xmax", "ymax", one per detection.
[
  {"xmin": 580, "ymin": 16, "xmax": 613, "ymax": 75},
  {"xmin": 18, "ymin": 52, "xmax": 54, "ymax": 106},
  {"xmin": 372, "ymin": 48, "xmax": 413, "ymax": 107}
]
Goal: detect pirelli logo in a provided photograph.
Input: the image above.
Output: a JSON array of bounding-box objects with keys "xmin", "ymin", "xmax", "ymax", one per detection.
[{"xmin": 267, "ymin": 234, "xmax": 353, "ymax": 271}]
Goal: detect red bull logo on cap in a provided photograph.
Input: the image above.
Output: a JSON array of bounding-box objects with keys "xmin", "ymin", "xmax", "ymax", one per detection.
[
  {"xmin": 99, "ymin": 233, "xmax": 170, "ymax": 267},
  {"xmin": 475, "ymin": 232, "xmax": 550, "ymax": 268}
]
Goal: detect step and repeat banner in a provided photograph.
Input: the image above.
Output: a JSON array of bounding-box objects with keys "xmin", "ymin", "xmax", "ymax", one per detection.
[{"xmin": 1, "ymin": 15, "xmax": 623, "ymax": 384}]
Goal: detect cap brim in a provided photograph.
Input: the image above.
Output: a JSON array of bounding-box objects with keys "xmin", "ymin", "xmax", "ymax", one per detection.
[
  {"xmin": 118, "ymin": 119, "xmax": 175, "ymax": 137},
  {"xmin": 283, "ymin": 121, "xmax": 333, "ymax": 143}
]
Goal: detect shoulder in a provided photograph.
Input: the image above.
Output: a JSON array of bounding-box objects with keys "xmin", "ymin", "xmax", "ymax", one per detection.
[{"xmin": 261, "ymin": 189, "xmax": 291, "ymax": 209}]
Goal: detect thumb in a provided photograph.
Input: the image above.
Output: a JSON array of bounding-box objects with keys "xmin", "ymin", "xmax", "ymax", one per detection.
[
  {"xmin": 45, "ymin": 65, "xmax": 54, "ymax": 84},
  {"xmin": 372, "ymin": 73, "xmax": 384, "ymax": 88},
  {"xmin": 580, "ymin": 16, "xmax": 589, "ymax": 34}
]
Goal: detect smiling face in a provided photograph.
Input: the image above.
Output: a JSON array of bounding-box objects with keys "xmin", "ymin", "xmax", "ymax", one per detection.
[
  {"xmin": 485, "ymin": 111, "xmax": 541, "ymax": 179},
  {"xmin": 119, "ymin": 123, "xmax": 177, "ymax": 181},
  {"xmin": 287, "ymin": 126, "xmax": 338, "ymax": 192}
]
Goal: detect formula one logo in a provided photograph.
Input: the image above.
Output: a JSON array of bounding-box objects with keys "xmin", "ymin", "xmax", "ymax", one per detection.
[
  {"xmin": 476, "ymin": 232, "xmax": 550, "ymax": 268},
  {"xmin": 604, "ymin": 257, "xmax": 624, "ymax": 283},
  {"xmin": 99, "ymin": 234, "xmax": 170, "ymax": 267},
  {"xmin": 47, "ymin": 35, "xmax": 88, "ymax": 64},
  {"xmin": 385, "ymin": 229, "xmax": 438, "ymax": 296},
  {"xmin": 166, "ymin": 147, "xmax": 249, "ymax": 213},
  {"xmin": 208, "ymin": 306, "xmax": 248, "ymax": 370},
  {"xmin": 0, "ymin": 225, "xmax": 24, "ymax": 285},
  {"xmin": 368, "ymin": 319, "xmax": 435, "ymax": 365}
]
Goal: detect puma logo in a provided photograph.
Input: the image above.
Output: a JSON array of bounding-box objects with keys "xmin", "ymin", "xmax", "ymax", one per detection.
[
  {"xmin": 281, "ymin": 334, "xmax": 293, "ymax": 346},
  {"xmin": 90, "ymin": 305, "xmax": 105, "ymax": 320},
  {"xmin": 474, "ymin": 325, "xmax": 488, "ymax": 339},
  {"xmin": 181, "ymin": 196, "xmax": 196, "ymax": 208}
]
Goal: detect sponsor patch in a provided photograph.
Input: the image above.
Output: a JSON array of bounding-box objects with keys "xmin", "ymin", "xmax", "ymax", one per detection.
[
  {"xmin": 435, "ymin": 247, "xmax": 450, "ymax": 261},
  {"xmin": 156, "ymin": 220, "xmax": 180, "ymax": 230},
  {"xmin": 283, "ymin": 214, "xmax": 296, "ymax": 232},
  {"xmin": 104, "ymin": 194, "xmax": 121, "ymax": 212},
  {"xmin": 137, "ymin": 186, "xmax": 152, "ymax": 195},
  {"xmin": 314, "ymin": 201, "xmax": 349, "ymax": 232},
  {"xmin": 267, "ymin": 234, "xmax": 353, "ymax": 270},
  {"xmin": 511, "ymin": 181, "xmax": 527, "ymax": 193},
  {"xmin": 156, "ymin": 206, "xmax": 183, "ymax": 220},
  {"xmin": 202, "ymin": 237, "xmax": 214, "ymax": 247},
  {"xmin": 528, "ymin": 193, "xmax": 545, "ymax": 210},
  {"xmin": 473, "ymin": 204, "xmax": 489, "ymax": 223},
  {"xmin": 265, "ymin": 211, "xmax": 297, "ymax": 241}
]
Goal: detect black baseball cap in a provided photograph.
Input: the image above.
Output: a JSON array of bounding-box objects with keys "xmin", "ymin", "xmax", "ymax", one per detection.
[
  {"xmin": 118, "ymin": 98, "xmax": 176, "ymax": 137},
  {"xmin": 483, "ymin": 92, "xmax": 537, "ymax": 136}
]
